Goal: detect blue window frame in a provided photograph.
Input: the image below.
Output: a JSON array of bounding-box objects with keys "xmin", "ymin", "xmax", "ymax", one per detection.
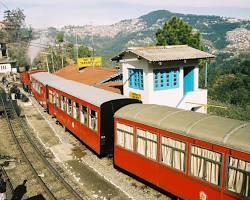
[
  {"xmin": 154, "ymin": 68, "xmax": 179, "ymax": 90},
  {"xmin": 128, "ymin": 69, "xmax": 144, "ymax": 90}
]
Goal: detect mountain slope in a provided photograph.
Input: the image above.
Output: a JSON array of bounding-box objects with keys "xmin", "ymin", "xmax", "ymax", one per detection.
[{"xmin": 59, "ymin": 10, "xmax": 250, "ymax": 60}]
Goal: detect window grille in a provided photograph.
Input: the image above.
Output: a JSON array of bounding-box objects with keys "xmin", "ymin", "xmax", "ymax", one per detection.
[
  {"xmin": 153, "ymin": 68, "xmax": 179, "ymax": 90},
  {"xmin": 128, "ymin": 69, "xmax": 144, "ymax": 90}
]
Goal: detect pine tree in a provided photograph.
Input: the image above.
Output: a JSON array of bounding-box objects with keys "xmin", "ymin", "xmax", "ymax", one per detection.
[{"xmin": 156, "ymin": 16, "xmax": 203, "ymax": 50}]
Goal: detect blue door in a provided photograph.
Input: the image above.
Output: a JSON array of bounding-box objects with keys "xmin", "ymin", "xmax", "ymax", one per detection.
[{"xmin": 184, "ymin": 67, "xmax": 194, "ymax": 95}]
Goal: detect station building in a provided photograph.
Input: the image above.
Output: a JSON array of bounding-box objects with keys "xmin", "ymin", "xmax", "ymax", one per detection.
[{"xmin": 112, "ymin": 45, "xmax": 214, "ymax": 113}]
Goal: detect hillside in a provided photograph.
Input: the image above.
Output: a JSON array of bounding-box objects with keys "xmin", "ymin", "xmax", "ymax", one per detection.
[
  {"xmin": 35, "ymin": 10, "xmax": 250, "ymax": 121},
  {"xmin": 58, "ymin": 10, "xmax": 250, "ymax": 61}
]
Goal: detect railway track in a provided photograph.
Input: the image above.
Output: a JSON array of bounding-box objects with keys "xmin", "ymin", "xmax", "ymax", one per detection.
[{"xmin": 0, "ymin": 88, "xmax": 84, "ymax": 200}]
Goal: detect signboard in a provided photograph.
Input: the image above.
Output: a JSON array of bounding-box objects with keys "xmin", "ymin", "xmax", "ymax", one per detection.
[
  {"xmin": 77, "ymin": 57, "xmax": 102, "ymax": 69},
  {"xmin": 129, "ymin": 92, "xmax": 141, "ymax": 101}
]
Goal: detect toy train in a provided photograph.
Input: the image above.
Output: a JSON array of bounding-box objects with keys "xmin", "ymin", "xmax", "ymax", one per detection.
[{"xmin": 20, "ymin": 70, "xmax": 250, "ymax": 200}]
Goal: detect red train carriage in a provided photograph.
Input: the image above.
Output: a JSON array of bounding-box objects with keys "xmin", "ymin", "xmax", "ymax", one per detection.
[
  {"xmin": 31, "ymin": 72, "xmax": 141, "ymax": 156},
  {"xmin": 114, "ymin": 104, "xmax": 250, "ymax": 200},
  {"xmin": 20, "ymin": 70, "xmax": 47, "ymax": 93},
  {"xmin": 30, "ymin": 72, "xmax": 61, "ymax": 110}
]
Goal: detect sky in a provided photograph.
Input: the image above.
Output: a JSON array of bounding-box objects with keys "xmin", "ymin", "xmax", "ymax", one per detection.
[{"xmin": 0, "ymin": 0, "xmax": 250, "ymax": 28}]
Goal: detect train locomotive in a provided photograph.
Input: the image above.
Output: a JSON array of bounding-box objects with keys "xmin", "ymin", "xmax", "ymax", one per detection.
[{"xmin": 20, "ymin": 70, "xmax": 249, "ymax": 200}]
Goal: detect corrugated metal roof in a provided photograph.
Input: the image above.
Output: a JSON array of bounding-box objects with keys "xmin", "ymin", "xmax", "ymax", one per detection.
[
  {"xmin": 112, "ymin": 45, "xmax": 215, "ymax": 62},
  {"xmin": 115, "ymin": 104, "xmax": 250, "ymax": 154},
  {"xmin": 31, "ymin": 72, "xmax": 129, "ymax": 107},
  {"xmin": 54, "ymin": 64, "xmax": 120, "ymax": 85}
]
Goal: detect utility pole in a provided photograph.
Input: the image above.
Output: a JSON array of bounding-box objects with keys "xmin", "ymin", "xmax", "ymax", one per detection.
[
  {"xmin": 46, "ymin": 55, "xmax": 49, "ymax": 72},
  {"xmin": 50, "ymin": 47, "xmax": 55, "ymax": 73},
  {"xmin": 41, "ymin": 52, "xmax": 50, "ymax": 73},
  {"xmin": 61, "ymin": 46, "xmax": 64, "ymax": 69},
  {"xmin": 91, "ymin": 22, "xmax": 95, "ymax": 68},
  {"xmin": 205, "ymin": 61, "xmax": 208, "ymax": 88},
  {"xmin": 75, "ymin": 33, "xmax": 78, "ymax": 62}
]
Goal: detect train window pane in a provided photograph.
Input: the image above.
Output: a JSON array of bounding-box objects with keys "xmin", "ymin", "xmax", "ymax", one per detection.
[
  {"xmin": 61, "ymin": 96, "xmax": 66, "ymax": 111},
  {"xmin": 137, "ymin": 129, "xmax": 157, "ymax": 160},
  {"xmin": 161, "ymin": 137, "xmax": 186, "ymax": 171},
  {"xmin": 49, "ymin": 90, "xmax": 53, "ymax": 103},
  {"xmin": 73, "ymin": 102, "xmax": 80, "ymax": 120},
  {"xmin": 227, "ymin": 157, "xmax": 250, "ymax": 198},
  {"xmin": 89, "ymin": 109, "xmax": 98, "ymax": 131},
  {"xmin": 116, "ymin": 123, "xmax": 133, "ymax": 150},
  {"xmin": 52, "ymin": 92, "xmax": 56, "ymax": 104},
  {"xmin": 67, "ymin": 99, "xmax": 72, "ymax": 116},
  {"xmin": 190, "ymin": 146, "xmax": 222, "ymax": 186},
  {"xmin": 80, "ymin": 105, "xmax": 87, "ymax": 126},
  {"xmin": 56, "ymin": 94, "xmax": 60, "ymax": 108}
]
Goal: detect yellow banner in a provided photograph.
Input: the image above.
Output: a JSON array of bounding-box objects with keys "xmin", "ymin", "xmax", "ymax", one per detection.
[
  {"xmin": 129, "ymin": 92, "xmax": 141, "ymax": 101},
  {"xmin": 77, "ymin": 57, "xmax": 102, "ymax": 68}
]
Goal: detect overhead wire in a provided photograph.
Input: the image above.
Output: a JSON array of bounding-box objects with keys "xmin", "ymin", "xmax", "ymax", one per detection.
[{"xmin": 0, "ymin": 0, "xmax": 9, "ymax": 10}]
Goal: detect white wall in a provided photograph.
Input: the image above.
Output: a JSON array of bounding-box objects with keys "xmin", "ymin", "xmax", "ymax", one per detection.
[
  {"xmin": 0, "ymin": 63, "xmax": 12, "ymax": 73},
  {"xmin": 122, "ymin": 56, "xmax": 205, "ymax": 112}
]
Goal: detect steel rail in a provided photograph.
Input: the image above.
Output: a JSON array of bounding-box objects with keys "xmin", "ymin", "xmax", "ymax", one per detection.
[{"xmin": 0, "ymin": 88, "xmax": 84, "ymax": 200}]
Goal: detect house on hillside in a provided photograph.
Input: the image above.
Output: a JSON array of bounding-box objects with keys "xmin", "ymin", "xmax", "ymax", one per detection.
[
  {"xmin": 112, "ymin": 45, "xmax": 215, "ymax": 113},
  {"xmin": 54, "ymin": 64, "xmax": 123, "ymax": 94}
]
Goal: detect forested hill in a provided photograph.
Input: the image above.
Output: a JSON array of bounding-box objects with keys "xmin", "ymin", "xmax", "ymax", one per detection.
[
  {"xmin": 59, "ymin": 10, "xmax": 250, "ymax": 58},
  {"xmin": 43, "ymin": 10, "xmax": 250, "ymax": 121}
]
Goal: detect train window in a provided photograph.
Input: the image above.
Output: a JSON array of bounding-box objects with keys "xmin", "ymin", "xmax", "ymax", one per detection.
[
  {"xmin": 49, "ymin": 90, "xmax": 53, "ymax": 103},
  {"xmin": 52, "ymin": 92, "xmax": 56, "ymax": 104},
  {"xmin": 56, "ymin": 94, "xmax": 60, "ymax": 107},
  {"xmin": 190, "ymin": 146, "xmax": 222, "ymax": 186},
  {"xmin": 73, "ymin": 102, "xmax": 80, "ymax": 120},
  {"xmin": 136, "ymin": 129, "xmax": 157, "ymax": 160},
  {"xmin": 80, "ymin": 105, "xmax": 88, "ymax": 126},
  {"xmin": 67, "ymin": 99, "xmax": 73, "ymax": 116},
  {"xmin": 116, "ymin": 122, "xmax": 134, "ymax": 150},
  {"xmin": 227, "ymin": 157, "xmax": 250, "ymax": 198},
  {"xmin": 61, "ymin": 96, "xmax": 66, "ymax": 111},
  {"xmin": 89, "ymin": 109, "xmax": 98, "ymax": 131},
  {"xmin": 161, "ymin": 137, "xmax": 186, "ymax": 172}
]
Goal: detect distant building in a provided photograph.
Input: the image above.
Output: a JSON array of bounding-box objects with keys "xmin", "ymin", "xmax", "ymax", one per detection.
[
  {"xmin": 112, "ymin": 45, "xmax": 215, "ymax": 113},
  {"xmin": 0, "ymin": 21, "xmax": 6, "ymax": 30},
  {"xmin": 0, "ymin": 42, "xmax": 16, "ymax": 73},
  {"xmin": 54, "ymin": 64, "xmax": 123, "ymax": 94},
  {"xmin": 0, "ymin": 59, "xmax": 17, "ymax": 73}
]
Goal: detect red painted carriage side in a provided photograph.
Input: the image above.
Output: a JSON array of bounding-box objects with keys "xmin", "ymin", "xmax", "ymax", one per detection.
[
  {"xmin": 30, "ymin": 78, "xmax": 47, "ymax": 109},
  {"xmin": 114, "ymin": 117, "xmax": 249, "ymax": 200},
  {"xmin": 20, "ymin": 71, "xmax": 30, "ymax": 87},
  {"xmin": 47, "ymin": 86, "xmax": 101, "ymax": 155},
  {"xmin": 20, "ymin": 70, "xmax": 47, "ymax": 91}
]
